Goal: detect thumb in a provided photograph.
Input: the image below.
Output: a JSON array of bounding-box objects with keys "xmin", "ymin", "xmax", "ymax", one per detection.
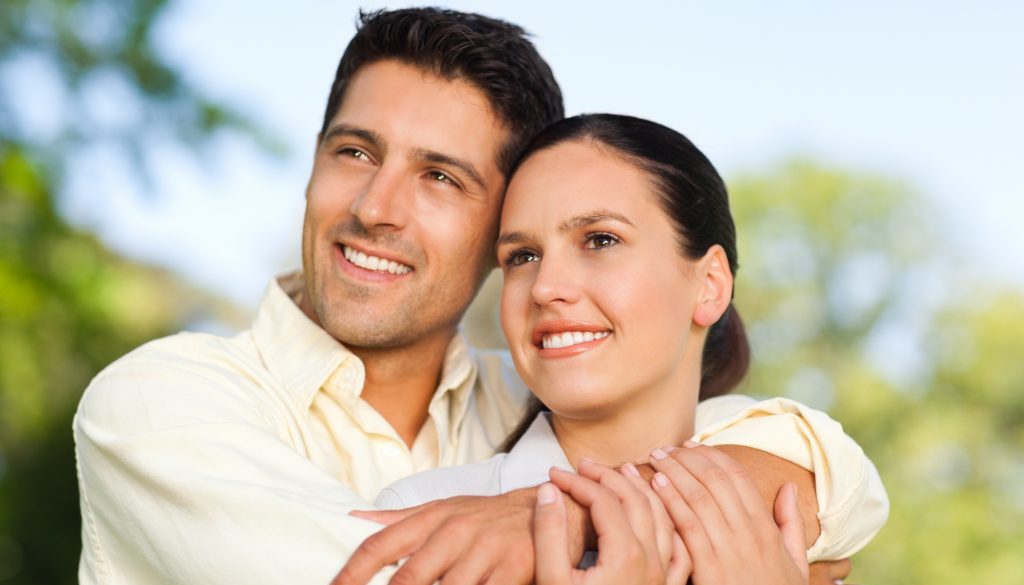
[
  {"xmin": 774, "ymin": 482, "xmax": 809, "ymax": 579},
  {"xmin": 534, "ymin": 483, "xmax": 572, "ymax": 585}
]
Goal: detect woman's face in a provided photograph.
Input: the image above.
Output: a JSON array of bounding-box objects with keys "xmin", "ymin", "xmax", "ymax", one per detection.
[{"xmin": 497, "ymin": 140, "xmax": 709, "ymax": 421}]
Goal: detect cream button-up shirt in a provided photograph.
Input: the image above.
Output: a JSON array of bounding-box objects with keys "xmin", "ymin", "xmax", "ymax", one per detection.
[
  {"xmin": 75, "ymin": 276, "xmax": 886, "ymax": 584},
  {"xmin": 378, "ymin": 406, "xmax": 888, "ymax": 563}
]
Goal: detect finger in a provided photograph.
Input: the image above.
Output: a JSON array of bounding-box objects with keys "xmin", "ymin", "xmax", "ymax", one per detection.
[
  {"xmin": 620, "ymin": 463, "xmax": 675, "ymax": 571},
  {"xmin": 548, "ymin": 467, "xmax": 640, "ymax": 561},
  {"xmin": 579, "ymin": 460, "xmax": 659, "ymax": 556},
  {"xmin": 531, "ymin": 483, "xmax": 572, "ymax": 585},
  {"xmin": 667, "ymin": 444, "xmax": 761, "ymax": 531},
  {"xmin": 774, "ymin": 483, "xmax": 809, "ymax": 580},
  {"xmin": 349, "ymin": 503, "xmax": 429, "ymax": 526},
  {"xmin": 663, "ymin": 533, "xmax": 692, "ymax": 585},
  {"xmin": 386, "ymin": 517, "xmax": 480, "ymax": 585},
  {"xmin": 683, "ymin": 442, "xmax": 768, "ymax": 521},
  {"xmin": 333, "ymin": 509, "xmax": 440, "ymax": 585},
  {"xmin": 649, "ymin": 470, "xmax": 715, "ymax": 564},
  {"xmin": 650, "ymin": 448, "xmax": 732, "ymax": 552}
]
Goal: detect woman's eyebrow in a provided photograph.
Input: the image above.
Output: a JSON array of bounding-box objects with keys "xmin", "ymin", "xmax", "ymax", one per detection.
[
  {"xmin": 497, "ymin": 210, "xmax": 635, "ymax": 247},
  {"xmin": 496, "ymin": 231, "xmax": 531, "ymax": 247},
  {"xmin": 559, "ymin": 210, "xmax": 635, "ymax": 232}
]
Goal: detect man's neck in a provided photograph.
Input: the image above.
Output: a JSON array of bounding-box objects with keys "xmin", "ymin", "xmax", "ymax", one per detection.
[{"xmin": 348, "ymin": 331, "xmax": 455, "ymax": 448}]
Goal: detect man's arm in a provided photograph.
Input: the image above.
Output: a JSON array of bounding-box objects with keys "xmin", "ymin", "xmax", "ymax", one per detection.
[
  {"xmin": 693, "ymin": 396, "xmax": 889, "ymax": 561},
  {"xmin": 75, "ymin": 358, "xmax": 396, "ymax": 585},
  {"xmin": 335, "ymin": 396, "xmax": 885, "ymax": 584}
]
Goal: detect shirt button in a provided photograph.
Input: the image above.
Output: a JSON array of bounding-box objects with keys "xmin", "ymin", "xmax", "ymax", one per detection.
[{"xmin": 383, "ymin": 443, "xmax": 403, "ymax": 458}]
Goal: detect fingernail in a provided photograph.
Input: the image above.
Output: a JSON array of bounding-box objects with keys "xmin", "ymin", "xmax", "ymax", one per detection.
[
  {"xmin": 664, "ymin": 446, "xmax": 678, "ymax": 453},
  {"xmin": 683, "ymin": 440, "xmax": 699, "ymax": 448},
  {"xmin": 621, "ymin": 462, "xmax": 640, "ymax": 477},
  {"xmin": 579, "ymin": 457, "xmax": 594, "ymax": 467},
  {"xmin": 537, "ymin": 483, "xmax": 558, "ymax": 506},
  {"xmin": 653, "ymin": 472, "xmax": 670, "ymax": 488},
  {"xmin": 651, "ymin": 447, "xmax": 670, "ymax": 460}
]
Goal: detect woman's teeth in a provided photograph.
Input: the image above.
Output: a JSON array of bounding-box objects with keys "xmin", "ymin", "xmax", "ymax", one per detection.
[
  {"xmin": 343, "ymin": 246, "xmax": 412, "ymax": 275},
  {"xmin": 541, "ymin": 331, "xmax": 610, "ymax": 349}
]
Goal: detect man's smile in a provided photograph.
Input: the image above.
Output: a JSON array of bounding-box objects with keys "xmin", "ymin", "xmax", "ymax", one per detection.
[{"xmin": 340, "ymin": 243, "xmax": 413, "ymax": 275}]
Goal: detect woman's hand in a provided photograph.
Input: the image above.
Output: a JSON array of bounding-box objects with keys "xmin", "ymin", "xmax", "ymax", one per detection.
[
  {"xmin": 649, "ymin": 442, "xmax": 809, "ymax": 585},
  {"xmin": 532, "ymin": 459, "xmax": 690, "ymax": 585}
]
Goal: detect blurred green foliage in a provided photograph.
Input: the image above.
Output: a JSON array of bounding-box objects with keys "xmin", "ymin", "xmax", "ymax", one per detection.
[
  {"xmin": 729, "ymin": 163, "xmax": 1024, "ymax": 584},
  {"xmin": 2, "ymin": 1, "xmax": 1022, "ymax": 584},
  {"xmin": 1, "ymin": 0, "xmax": 260, "ymax": 583}
]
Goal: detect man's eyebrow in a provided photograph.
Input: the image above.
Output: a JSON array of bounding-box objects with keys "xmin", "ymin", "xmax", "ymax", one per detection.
[
  {"xmin": 412, "ymin": 148, "xmax": 487, "ymax": 191},
  {"xmin": 321, "ymin": 124, "xmax": 385, "ymax": 150},
  {"xmin": 559, "ymin": 210, "xmax": 636, "ymax": 232}
]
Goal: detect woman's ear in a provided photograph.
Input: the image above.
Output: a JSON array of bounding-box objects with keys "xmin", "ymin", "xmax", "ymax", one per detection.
[{"xmin": 693, "ymin": 244, "xmax": 733, "ymax": 328}]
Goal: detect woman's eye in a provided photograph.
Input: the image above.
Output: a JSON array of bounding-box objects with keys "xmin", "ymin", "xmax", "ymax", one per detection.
[
  {"xmin": 504, "ymin": 249, "xmax": 539, "ymax": 267},
  {"xmin": 585, "ymin": 233, "xmax": 620, "ymax": 249}
]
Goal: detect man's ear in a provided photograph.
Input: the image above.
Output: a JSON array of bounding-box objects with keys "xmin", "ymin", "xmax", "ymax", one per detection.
[{"xmin": 693, "ymin": 244, "xmax": 734, "ymax": 328}]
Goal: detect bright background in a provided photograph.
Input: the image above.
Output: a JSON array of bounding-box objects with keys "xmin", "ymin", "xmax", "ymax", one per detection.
[
  {"xmin": 2, "ymin": 1, "xmax": 1022, "ymax": 584},
  {"xmin": 25, "ymin": 0, "xmax": 1024, "ymax": 309}
]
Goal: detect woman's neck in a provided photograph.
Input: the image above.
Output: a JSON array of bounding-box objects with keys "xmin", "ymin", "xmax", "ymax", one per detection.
[{"xmin": 551, "ymin": 396, "xmax": 697, "ymax": 469}]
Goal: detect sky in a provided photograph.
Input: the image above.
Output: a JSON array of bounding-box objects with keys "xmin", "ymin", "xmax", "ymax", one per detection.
[{"xmin": 45, "ymin": 0, "xmax": 1024, "ymax": 310}]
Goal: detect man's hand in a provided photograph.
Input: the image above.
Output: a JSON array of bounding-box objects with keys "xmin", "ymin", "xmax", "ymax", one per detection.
[{"xmin": 332, "ymin": 487, "xmax": 587, "ymax": 585}]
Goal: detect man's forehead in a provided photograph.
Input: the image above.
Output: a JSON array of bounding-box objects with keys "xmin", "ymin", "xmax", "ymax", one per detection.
[{"xmin": 330, "ymin": 60, "xmax": 509, "ymax": 175}]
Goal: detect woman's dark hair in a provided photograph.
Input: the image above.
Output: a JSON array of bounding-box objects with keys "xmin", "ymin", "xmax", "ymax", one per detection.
[
  {"xmin": 321, "ymin": 7, "xmax": 564, "ymax": 177},
  {"xmin": 500, "ymin": 113, "xmax": 750, "ymax": 451}
]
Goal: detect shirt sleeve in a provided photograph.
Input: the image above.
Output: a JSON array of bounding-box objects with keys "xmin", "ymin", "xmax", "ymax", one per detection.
[
  {"xmin": 74, "ymin": 356, "xmax": 395, "ymax": 585},
  {"xmin": 692, "ymin": 395, "xmax": 889, "ymax": 562}
]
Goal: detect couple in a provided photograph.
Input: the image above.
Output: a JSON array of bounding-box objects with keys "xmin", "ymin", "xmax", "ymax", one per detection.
[{"xmin": 74, "ymin": 8, "xmax": 887, "ymax": 585}]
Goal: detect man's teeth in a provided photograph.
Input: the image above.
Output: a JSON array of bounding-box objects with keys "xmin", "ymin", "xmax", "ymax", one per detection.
[
  {"xmin": 541, "ymin": 331, "xmax": 609, "ymax": 349},
  {"xmin": 343, "ymin": 246, "xmax": 412, "ymax": 275}
]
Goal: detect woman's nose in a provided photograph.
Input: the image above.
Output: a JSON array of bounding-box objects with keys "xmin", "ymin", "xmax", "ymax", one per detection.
[{"xmin": 529, "ymin": 253, "xmax": 582, "ymax": 307}]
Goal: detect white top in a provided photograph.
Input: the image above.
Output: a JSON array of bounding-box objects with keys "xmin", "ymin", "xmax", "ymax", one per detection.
[
  {"xmin": 74, "ymin": 274, "xmax": 885, "ymax": 584},
  {"xmin": 378, "ymin": 397, "xmax": 889, "ymax": 562}
]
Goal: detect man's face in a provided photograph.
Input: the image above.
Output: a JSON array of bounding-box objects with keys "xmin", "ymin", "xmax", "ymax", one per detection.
[{"xmin": 302, "ymin": 59, "xmax": 509, "ymax": 351}]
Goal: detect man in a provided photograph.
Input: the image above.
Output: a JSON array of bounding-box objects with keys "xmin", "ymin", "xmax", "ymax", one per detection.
[{"xmin": 75, "ymin": 8, "xmax": 884, "ymax": 584}]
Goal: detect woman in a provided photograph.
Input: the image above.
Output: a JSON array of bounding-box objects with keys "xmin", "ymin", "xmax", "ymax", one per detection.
[{"xmin": 377, "ymin": 114, "xmax": 885, "ymax": 584}]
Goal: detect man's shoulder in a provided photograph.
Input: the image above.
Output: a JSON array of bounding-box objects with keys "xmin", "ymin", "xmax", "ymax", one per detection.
[{"xmin": 76, "ymin": 329, "xmax": 272, "ymax": 436}]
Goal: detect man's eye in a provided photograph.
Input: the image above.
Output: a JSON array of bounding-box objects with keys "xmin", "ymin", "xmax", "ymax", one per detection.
[
  {"xmin": 338, "ymin": 147, "xmax": 370, "ymax": 161},
  {"xmin": 427, "ymin": 170, "xmax": 457, "ymax": 186},
  {"xmin": 585, "ymin": 233, "xmax": 620, "ymax": 249},
  {"xmin": 504, "ymin": 249, "xmax": 539, "ymax": 267}
]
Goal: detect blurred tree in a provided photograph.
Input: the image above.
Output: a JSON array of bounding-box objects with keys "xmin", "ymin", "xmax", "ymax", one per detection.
[
  {"xmin": 0, "ymin": 1, "xmax": 265, "ymax": 583},
  {"xmin": 729, "ymin": 162, "xmax": 1024, "ymax": 584}
]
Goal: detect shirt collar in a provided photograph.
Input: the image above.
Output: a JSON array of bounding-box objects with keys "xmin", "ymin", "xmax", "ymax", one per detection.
[
  {"xmin": 251, "ymin": 273, "xmax": 479, "ymax": 424},
  {"xmin": 499, "ymin": 412, "xmax": 572, "ymax": 493},
  {"xmin": 431, "ymin": 333, "xmax": 477, "ymax": 435},
  {"xmin": 251, "ymin": 273, "xmax": 355, "ymax": 411}
]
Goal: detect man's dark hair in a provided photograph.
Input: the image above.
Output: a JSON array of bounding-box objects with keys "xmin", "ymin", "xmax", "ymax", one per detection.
[{"xmin": 321, "ymin": 7, "xmax": 565, "ymax": 176}]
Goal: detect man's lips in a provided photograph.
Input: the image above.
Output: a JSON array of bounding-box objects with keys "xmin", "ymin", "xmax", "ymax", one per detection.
[{"xmin": 337, "ymin": 243, "xmax": 413, "ymax": 275}]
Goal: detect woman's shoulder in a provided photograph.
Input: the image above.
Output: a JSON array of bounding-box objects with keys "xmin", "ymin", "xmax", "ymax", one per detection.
[{"xmin": 375, "ymin": 454, "xmax": 509, "ymax": 510}]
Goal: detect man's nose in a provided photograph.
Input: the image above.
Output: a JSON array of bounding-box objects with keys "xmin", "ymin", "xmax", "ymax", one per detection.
[{"xmin": 349, "ymin": 166, "xmax": 409, "ymax": 229}]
